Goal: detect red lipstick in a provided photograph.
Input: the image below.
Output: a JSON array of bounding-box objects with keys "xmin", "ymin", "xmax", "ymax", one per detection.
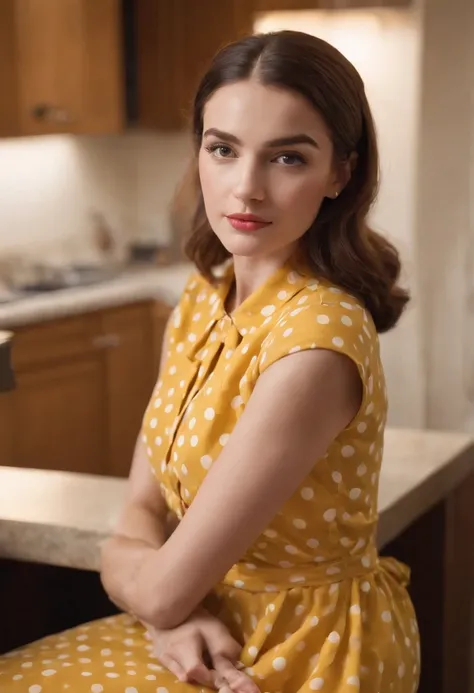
[{"xmin": 226, "ymin": 213, "xmax": 272, "ymax": 232}]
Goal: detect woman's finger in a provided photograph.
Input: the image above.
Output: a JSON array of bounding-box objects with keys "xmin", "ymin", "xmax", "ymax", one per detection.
[
  {"xmin": 158, "ymin": 653, "xmax": 187, "ymax": 682},
  {"xmin": 213, "ymin": 656, "xmax": 260, "ymax": 693}
]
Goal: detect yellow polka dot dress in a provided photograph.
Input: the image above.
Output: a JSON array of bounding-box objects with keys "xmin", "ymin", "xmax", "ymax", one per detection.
[{"xmin": 0, "ymin": 261, "xmax": 420, "ymax": 692}]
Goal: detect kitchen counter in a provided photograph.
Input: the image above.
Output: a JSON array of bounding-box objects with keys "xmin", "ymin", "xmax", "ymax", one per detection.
[
  {"xmin": 0, "ymin": 427, "xmax": 473, "ymax": 572},
  {"xmin": 0, "ymin": 263, "xmax": 194, "ymax": 328}
]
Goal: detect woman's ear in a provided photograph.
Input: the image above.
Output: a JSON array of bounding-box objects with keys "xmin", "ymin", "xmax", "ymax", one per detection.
[{"xmin": 326, "ymin": 151, "xmax": 358, "ymax": 199}]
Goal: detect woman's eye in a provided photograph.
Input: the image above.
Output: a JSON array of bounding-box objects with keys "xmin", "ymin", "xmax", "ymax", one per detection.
[
  {"xmin": 206, "ymin": 144, "xmax": 234, "ymax": 158},
  {"xmin": 275, "ymin": 153, "xmax": 306, "ymax": 166}
]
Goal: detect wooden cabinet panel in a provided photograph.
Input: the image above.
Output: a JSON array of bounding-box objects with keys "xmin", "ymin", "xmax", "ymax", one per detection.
[
  {"xmin": 136, "ymin": 0, "xmax": 255, "ymax": 130},
  {"xmin": 256, "ymin": 0, "xmax": 410, "ymax": 8},
  {"xmin": 0, "ymin": 0, "xmax": 123, "ymax": 137},
  {"xmin": 13, "ymin": 355, "xmax": 107, "ymax": 474},
  {"xmin": 6, "ymin": 299, "xmax": 172, "ymax": 477},
  {"xmin": 103, "ymin": 303, "xmax": 156, "ymax": 477},
  {"xmin": 0, "ymin": 393, "xmax": 14, "ymax": 467}
]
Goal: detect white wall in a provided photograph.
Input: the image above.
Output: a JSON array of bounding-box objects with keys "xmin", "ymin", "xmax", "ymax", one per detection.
[{"xmin": 0, "ymin": 131, "xmax": 191, "ymax": 264}]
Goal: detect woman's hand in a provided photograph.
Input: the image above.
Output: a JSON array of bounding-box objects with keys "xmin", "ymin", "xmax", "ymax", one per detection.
[{"xmin": 147, "ymin": 607, "xmax": 259, "ymax": 693}]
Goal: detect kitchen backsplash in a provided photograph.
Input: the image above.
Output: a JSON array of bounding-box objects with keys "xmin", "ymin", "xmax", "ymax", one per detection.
[{"xmin": 0, "ymin": 131, "xmax": 192, "ymax": 263}]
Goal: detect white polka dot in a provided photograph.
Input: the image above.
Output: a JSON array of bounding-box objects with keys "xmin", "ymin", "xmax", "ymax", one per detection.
[
  {"xmin": 283, "ymin": 328, "xmax": 293, "ymax": 337},
  {"xmin": 204, "ymin": 407, "xmax": 215, "ymax": 420},
  {"xmin": 42, "ymin": 670, "xmax": 57, "ymax": 676},
  {"xmin": 200, "ymin": 455, "xmax": 212, "ymax": 469},
  {"xmin": 332, "ymin": 336, "xmax": 344, "ymax": 347},
  {"xmin": 301, "ymin": 487, "xmax": 314, "ymax": 500},
  {"xmin": 234, "ymin": 580, "xmax": 245, "ymax": 588},
  {"xmin": 295, "ymin": 604, "xmax": 306, "ymax": 616},
  {"xmin": 347, "ymin": 675, "xmax": 360, "ymax": 687},
  {"xmin": 76, "ymin": 634, "xmax": 88, "ymax": 641},
  {"xmin": 219, "ymin": 434, "xmax": 230, "ymax": 446},
  {"xmin": 264, "ymin": 528, "xmax": 277, "ymax": 538},
  {"xmin": 310, "ymin": 616, "xmax": 320, "ymax": 626},
  {"xmin": 29, "ymin": 687, "xmax": 42, "ymax": 693},
  {"xmin": 189, "ymin": 417, "xmax": 196, "ymax": 429},
  {"xmin": 248, "ymin": 646, "xmax": 258, "ymax": 657},
  {"xmin": 332, "ymin": 471, "xmax": 342, "ymax": 483},
  {"xmin": 13, "ymin": 675, "xmax": 23, "ymax": 681},
  {"xmin": 78, "ymin": 658, "xmax": 91, "ymax": 664},
  {"xmin": 125, "ymin": 688, "xmax": 139, "ymax": 693},
  {"xmin": 382, "ymin": 610, "xmax": 392, "ymax": 622},
  {"xmin": 361, "ymin": 581, "xmax": 371, "ymax": 592},
  {"xmin": 104, "ymin": 661, "xmax": 115, "ymax": 667},
  {"xmin": 22, "ymin": 662, "xmax": 33, "ymax": 668},
  {"xmin": 357, "ymin": 464, "xmax": 367, "ymax": 476},
  {"xmin": 398, "ymin": 663, "xmax": 405, "ymax": 678},
  {"xmin": 272, "ymin": 657, "xmax": 287, "ymax": 671},
  {"xmin": 164, "ymin": 404, "xmax": 172, "ymax": 413},
  {"xmin": 188, "ymin": 333, "xmax": 197, "ymax": 342},
  {"xmin": 341, "ymin": 445, "xmax": 355, "ymax": 457},
  {"xmin": 145, "ymin": 676, "xmax": 156, "ymax": 681},
  {"xmin": 341, "ymin": 315, "xmax": 353, "ymax": 326},
  {"xmin": 81, "ymin": 672, "xmax": 93, "ymax": 677},
  {"xmin": 350, "ymin": 604, "xmax": 361, "ymax": 615},
  {"xmin": 296, "ymin": 641, "xmax": 306, "ymax": 651},
  {"xmin": 323, "ymin": 508, "xmax": 337, "ymax": 522},
  {"xmin": 340, "ymin": 537, "xmax": 352, "ymax": 547},
  {"xmin": 278, "ymin": 290, "xmax": 288, "ymax": 299},
  {"xmin": 285, "ymin": 545, "xmax": 298, "ymax": 554},
  {"xmin": 154, "ymin": 436, "xmax": 162, "ymax": 446},
  {"xmin": 231, "ymin": 395, "xmax": 243, "ymax": 408},
  {"xmin": 105, "ymin": 673, "xmax": 120, "ymax": 678},
  {"xmin": 378, "ymin": 662, "xmax": 384, "ymax": 674},
  {"xmin": 349, "ymin": 488, "xmax": 361, "ymax": 500},
  {"xmin": 181, "ymin": 464, "xmax": 188, "ymax": 475},
  {"xmin": 177, "ymin": 435, "xmax": 185, "ymax": 447},
  {"xmin": 361, "ymin": 555, "xmax": 371, "ymax": 568},
  {"xmin": 307, "ymin": 538, "xmax": 319, "ymax": 549},
  {"xmin": 190, "ymin": 435, "xmax": 199, "ymax": 447},
  {"xmin": 156, "ymin": 689, "xmax": 169, "ymax": 693},
  {"xmin": 340, "ymin": 301, "xmax": 354, "ymax": 310},
  {"xmin": 289, "ymin": 346, "xmax": 301, "ymax": 353},
  {"xmin": 293, "ymin": 518, "xmax": 306, "ymax": 529},
  {"xmin": 328, "ymin": 631, "xmax": 340, "ymax": 644},
  {"xmin": 310, "ymin": 679, "xmax": 324, "ymax": 690},
  {"xmin": 316, "ymin": 314, "xmax": 330, "ymax": 324},
  {"xmin": 264, "ymin": 624, "xmax": 273, "ymax": 633},
  {"xmin": 357, "ymin": 422, "xmax": 367, "ymax": 433}
]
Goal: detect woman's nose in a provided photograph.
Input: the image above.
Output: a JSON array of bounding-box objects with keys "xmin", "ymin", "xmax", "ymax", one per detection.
[{"xmin": 233, "ymin": 162, "xmax": 265, "ymax": 203}]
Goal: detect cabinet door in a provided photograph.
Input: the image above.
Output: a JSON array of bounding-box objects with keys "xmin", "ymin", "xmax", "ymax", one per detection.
[
  {"xmin": 136, "ymin": 0, "xmax": 255, "ymax": 130},
  {"xmin": 13, "ymin": 0, "xmax": 123, "ymax": 136},
  {"xmin": 103, "ymin": 303, "xmax": 156, "ymax": 477},
  {"xmin": 12, "ymin": 355, "xmax": 108, "ymax": 474}
]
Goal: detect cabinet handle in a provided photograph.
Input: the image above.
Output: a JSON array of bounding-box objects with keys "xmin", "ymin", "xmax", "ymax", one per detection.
[
  {"xmin": 31, "ymin": 104, "xmax": 70, "ymax": 123},
  {"xmin": 92, "ymin": 334, "xmax": 121, "ymax": 349}
]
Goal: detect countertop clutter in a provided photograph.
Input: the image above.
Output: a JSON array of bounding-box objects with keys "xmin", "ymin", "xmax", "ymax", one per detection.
[
  {"xmin": 0, "ymin": 263, "xmax": 194, "ymax": 329},
  {"xmin": 0, "ymin": 428, "xmax": 473, "ymax": 572}
]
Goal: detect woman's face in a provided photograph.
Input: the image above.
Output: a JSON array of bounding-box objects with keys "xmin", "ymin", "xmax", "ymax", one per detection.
[{"xmin": 198, "ymin": 78, "xmax": 344, "ymax": 260}]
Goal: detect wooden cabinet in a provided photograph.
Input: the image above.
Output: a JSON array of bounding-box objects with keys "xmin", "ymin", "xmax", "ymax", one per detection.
[
  {"xmin": 255, "ymin": 0, "xmax": 410, "ymax": 8},
  {"xmin": 136, "ymin": 0, "xmax": 255, "ymax": 130},
  {"xmin": 5, "ymin": 300, "xmax": 172, "ymax": 477},
  {"xmin": 0, "ymin": 0, "xmax": 124, "ymax": 137}
]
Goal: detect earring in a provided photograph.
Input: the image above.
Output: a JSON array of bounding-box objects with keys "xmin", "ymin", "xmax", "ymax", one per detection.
[{"xmin": 333, "ymin": 191, "xmax": 339, "ymax": 199}]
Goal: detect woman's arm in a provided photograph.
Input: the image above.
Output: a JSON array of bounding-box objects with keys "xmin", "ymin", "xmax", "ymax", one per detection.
[
  {"xmin": 100, "ymin": 436, "xmax": 170, "ymax": 610},
  {"xmin": 129, "ymin": 348, "xmax": 362, "ymax": 628}
]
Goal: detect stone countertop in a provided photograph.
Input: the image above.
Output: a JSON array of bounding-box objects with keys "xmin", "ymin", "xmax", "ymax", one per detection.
[
  {"xmin": 0, "ymin": 428, "xmax": 473, "ymax": 572},
  {"xmin": 0, "ymin": 263, "xmax": 195, "ymax": 329}
]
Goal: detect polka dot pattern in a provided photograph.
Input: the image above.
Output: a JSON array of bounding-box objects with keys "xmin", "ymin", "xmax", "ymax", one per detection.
[{"xmin": 0, "ymin": 265, "xmax": 418, "ymax": 692}]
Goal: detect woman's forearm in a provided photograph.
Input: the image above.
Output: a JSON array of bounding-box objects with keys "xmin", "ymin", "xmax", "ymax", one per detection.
[{"xmin": 100, "ymin": 504, "xmax": 172, "ymax": 615}]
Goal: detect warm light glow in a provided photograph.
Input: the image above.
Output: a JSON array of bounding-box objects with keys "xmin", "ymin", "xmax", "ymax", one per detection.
[{"xmin": 254, "ymin": 9, "xmax": 414, "ymax": 83}]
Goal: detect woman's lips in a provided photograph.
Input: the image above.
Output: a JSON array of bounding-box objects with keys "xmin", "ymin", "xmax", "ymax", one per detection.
[{"xmin": 226, "ymin": 215, "xmax": 272, "ymax": 232}]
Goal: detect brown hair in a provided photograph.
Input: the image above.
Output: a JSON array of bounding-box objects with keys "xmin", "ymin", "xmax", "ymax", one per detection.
[{"xmin": 175, "ymin": 30, "xmax": 409, "ymax": 333}]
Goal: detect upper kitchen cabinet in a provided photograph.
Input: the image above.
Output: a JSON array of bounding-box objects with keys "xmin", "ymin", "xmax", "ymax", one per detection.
[
  {"xmin": 255, "ymin": 0, "xmax": 410, "ymax": 8},
  {"xmin": 135, "ymin": 0, "xmax": 255, "ymax": 130},
  {"xmin": 0, "ymin": 0, "xmax": 124, "ymax": 137}
]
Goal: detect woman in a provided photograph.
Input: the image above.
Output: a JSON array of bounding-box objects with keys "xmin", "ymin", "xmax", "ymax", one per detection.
[{"xmin": 0, "ymin": 30, "xmax": 419, "ymax": 693}]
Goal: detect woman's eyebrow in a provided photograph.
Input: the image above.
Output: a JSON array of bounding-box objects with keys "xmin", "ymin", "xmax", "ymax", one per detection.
[{"xmin": 203, "ymin": 128, "xmax": 320, "ymax": 149}]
